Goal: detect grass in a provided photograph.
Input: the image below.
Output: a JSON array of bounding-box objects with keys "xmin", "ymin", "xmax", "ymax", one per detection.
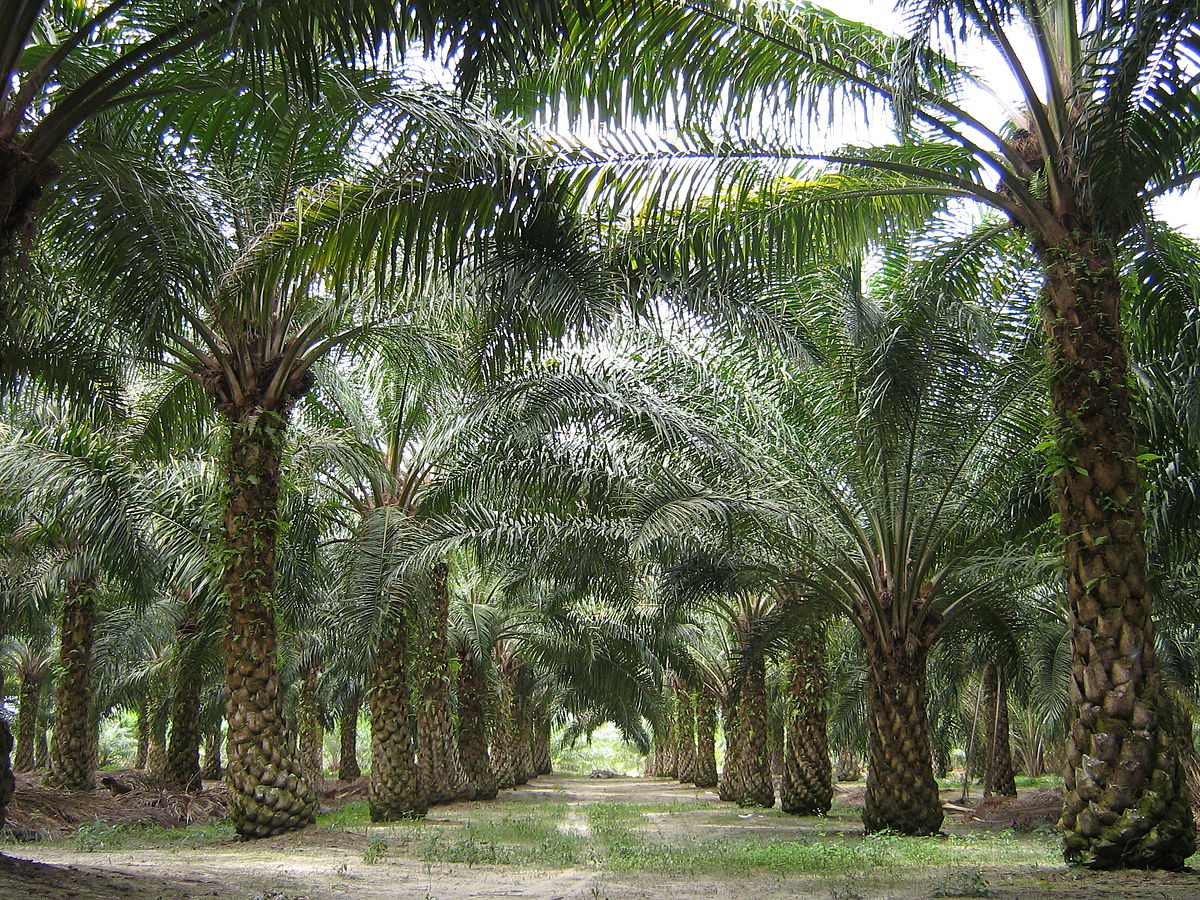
[
  {"xmin": 53, "ymin": 785, "xmax": 1066, "ymax": 879},
  {"xmin": 69, "ymin": 820, "xmax": 237, "ymax": 852}
]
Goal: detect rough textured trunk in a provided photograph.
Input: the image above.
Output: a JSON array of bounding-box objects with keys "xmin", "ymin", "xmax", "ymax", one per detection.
[
  {"xmin": 0, "ymin": 718, "xmax": 12, "ymax": 831},
  {"xmin": 731, "ymin": 654, "xmax": 774, "ymax": 808},
  {"xmin": 135, "ymin": 694, "xmax": 150, "ymax": 770},
  {"xmin": 835, "ymin": 747, "xmax": 862, "ymax": 782},
  {"xmin": 861, "ymin": 630, "xmax": 942, "ymax": 835},
  {"xmin": 780, "ymin": 628, "xmax": 833, "ymax": 816},
  {"xmin": 297, "ymin": 664, "xmax": 323, "ymax": 792},
  {"xmin": 982, "ymin": 662, "xmax": 1017, "ymax": 798},
  {"xmin": 337, "ymin": 696, "xmax": 362, "ymax": 781},
  {"xmin": 693, "ymin": 692, "xmax": 719, "ymax": 788},
  {"xmin": 674, "ymin": 686, "xmax": 697, "ymax": 784},
  {"xmin": 1038, "ymin": 231, "xmax": 1195, "ymax": 869},
  {"xmin": 533, "ymin": 705, "xmax": 553, "ymax": 776},
  {"xmin": 769, "ymin": 715, "xmax": 785, "ymax": 781},
  {"xmin": 221, "ymin": 418, "xmax": 315, "ymax": 837},
  {"xmin": 34, "ymin": 698, "xmax": 50, "ymax": 769},
  {"xmin": 0, "ymin": 141, "xmax": 58, "ymax": 263},
  {"xmin": 491, "ymin": 656, "xmax": 518, "ymax": 789},
  {"xmin": 369, "ymin": 610, "xmax": 425, "ymax": 821},
  {"xmin": 513, "ymin": 696, "xmax": 535, "ymax": 785},
  {"xmin": 165, "ymin": 616, "xmax": 203, "ymax": 791},
  {"xmin": 200, "ymin": 727, "xmax": 223, "ymax": 781},
  {"xmin": 718, "ymin": 697, "xmax": 741, "ymax": 802},
  {"xmin": 13, "ymin": 671, "xmax": 41, "ymax": 772},
  {"xmin": 415, "ymin": 563, "xmax": 469, "ymax": 804},
  {"xmin": 44, "ymin": 580, "xmax": 98, "ymax": 791},
  {"xmin": 455, "ymin": 647, "xmax": 498, "ymax": 800},
  {"xmin": 144, "ymin": 682, "xmax": 170, "ymax": 780}
]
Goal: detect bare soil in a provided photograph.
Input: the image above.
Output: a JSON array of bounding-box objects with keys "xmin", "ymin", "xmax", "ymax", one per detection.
[{"xmin": 3, "ymin": 775, "xmax": 1199, "ymax": 900}]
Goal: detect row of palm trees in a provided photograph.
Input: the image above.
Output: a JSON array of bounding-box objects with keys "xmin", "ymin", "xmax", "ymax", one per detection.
[{"xmin": 2, "ymin": 0, "xmax": 1199, "ymax": 872}]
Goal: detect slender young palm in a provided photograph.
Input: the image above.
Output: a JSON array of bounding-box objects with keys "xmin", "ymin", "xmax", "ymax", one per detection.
[{"xmin": 502, "ymin": 0, "xmax": 1200, "ymax": 867}]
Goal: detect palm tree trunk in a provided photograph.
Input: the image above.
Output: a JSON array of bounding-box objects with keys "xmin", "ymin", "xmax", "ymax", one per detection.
[
  {"xmin": 455, "ymin": 647, "xmax": 498, "ymax": 800},
  {"xmin": 780, "ymin": 627, "xmax": 833, "ymax": 816},
  {"xmin": 861, "ymin": 627, "xmax": 942, "ymax": 835},
  {"xmin": 693, "ymin": 692, "xmax": 719, "ymax": 788},
  {"xmin": 718, "ymin": 697, "xmax": 741, "ymax": 802},
  {"xmin": 200, "ymin": 726, "xmax": 222, "ymax": 781},
  {"xmin": 674, "ymin": 686, "xmax": 697, "ymax": 784},
  {"xmin": 298, "ymin": 664, "xmax": 323, "ymax": 793},
  {"xmin": 13, "ymin": 671, "xmax": 40, "ymax": 772},
  {"xmin": 369, "ymin": 609, "xmax": 425, "ymax": 821},
  {"xmin": 135, "ymin": 694, "xmax": 150, "ymax": 770},
  {"xmin": 0, "ymin": 719, "xmax": 12, "ymax": 832},
  {"xmin": 415, "ymin": 562, "xmax": 468, "ymax": 804},
  {"xmin": 491, "ymin": 657, "xmax": 518, "ymax": 789},
  {"xmin": 513, "ymin": 696, "xmax": 534, "ymax": 785},
  {"xmin": 34, "ymin": 696, "xmax": 50, "ymax": 769},
  {"xmin": 835, "ymin": 747, "xmax": 862, "ymax": 781},
  {"xmin": 221, "ymin": 417, "xmax": 315, "ymax": 837},
  {"xmin": 145, "ymin": 683, "xmax": 170, "ymax": 780},
  {"xmin": 44, "ymin": 579, "xmax": 98, "ymax": 791},
  {"xmin": 534, "ymin": 707, "xmax": 553, "ymax": 776},
  {"xmin": 982, "ymin": 663, "xmax": 1016, "ymax": 798},
  {"xmin": 731, "ymin": 653, "xmax": 774, "ymax": 808},
  {"xmin": 337, "ymin": 695, "xmax": 362, "ymax": 781},
  {"xmin": 1039, "ymin": 231, "xmax": 1195, "ymax": 868},
  {"xmin": 165, "ymin": 622, "xmax": 203, "ymax": 791}
]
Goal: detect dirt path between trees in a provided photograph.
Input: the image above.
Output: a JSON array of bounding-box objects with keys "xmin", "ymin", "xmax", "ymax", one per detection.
[{"xmin": 4, "ymin": 775, "xmax": 1200, "ymax": 899}]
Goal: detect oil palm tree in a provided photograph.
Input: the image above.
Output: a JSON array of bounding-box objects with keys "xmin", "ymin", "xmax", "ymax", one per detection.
[
  {"xmin": 35, "ymin": 68, "xmax": 540, "ymax": 835},
  {"xmin": 502, "ymin": 0, "xmax": 1200, "ymax": 867}
]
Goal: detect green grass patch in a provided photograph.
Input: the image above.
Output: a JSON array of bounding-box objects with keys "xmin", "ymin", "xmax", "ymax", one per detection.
[{"xmin": 68, "ymin": 820, "xmax": 236, "ymax": 852}]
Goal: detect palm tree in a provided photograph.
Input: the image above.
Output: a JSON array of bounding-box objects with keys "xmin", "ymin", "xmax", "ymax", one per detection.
[
  {"xmin": 5, "ymin": 637, "xmax": 52, "ymax": 773},
  {"xmin": 0, "ymin": 407, "xmax": 158, "ymax": 792},
  {"xmin": 779, "ymin": 619, "xmax": 833, "ymax": 816},
  {"xmin": 35, "ymin": 68, "xmax": 537, "ymax": 835},
  {"xmin": 521, "ymin": 0, "xmax": 1199, "ymax": 865}
]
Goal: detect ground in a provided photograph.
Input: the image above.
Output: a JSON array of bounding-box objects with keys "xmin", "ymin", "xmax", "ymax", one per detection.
[{"xmin": 4, "ymin": 775, "xmax": 1200, "ymax": 899}]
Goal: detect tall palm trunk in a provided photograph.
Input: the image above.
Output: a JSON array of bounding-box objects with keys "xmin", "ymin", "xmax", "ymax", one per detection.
[
  {"xmin": 491, "ymin": 656, "xmax": 518, "ymax": 789},
  {"xmin": 337, "ymin": 695, "xmax": 362, "ymax": 781},
  {"xmin": 221, "ymin": 416, "xmax": 315, "ymax": 837},
  {"xmin": 780, "ymin": 627, "xmax": 833, "ymax": 816},
  {"xmin": 0, "ymin": 719, "xmax": 12, "ymax": 831},
  {"xmin": 835, "ymin": 747, "xmax": 862, "ymax": 781},
  {"xmin": 674, "ymin": 686, "xmax": 697, "ymax": 784},
  {"xmin": 456, "ymin": 646, "xmax": 498, "ymax": 800},
  {"xmin": 532, "ymin": 705, "xmax": 553, "ymax": 776},
  {"xmin": 135, "ymin": 694, "xmax": 150, "ymax": 770},
  {"xmin": 34, "ymin": 694, "xmax": 51, "ymax": 769},
  {"xmin": 44, "ymin": 579, "xmax": 98, "ymax": 791},
  {"xmin": 1038, "ymin": 230, "xmax": 1195, "ymax": 868},
  {"xmin": 718, "ymin": 697, "xmax": 741, "ymax": 802},
  {"xmin": 298, "ymin": 664, "xmax": 323, "ymax": 792},
  {"xmin": 860, "ymin": 624, "xmax": 941, "ymax": 835},
  {"xmin": 415, "ymin": 562, "xmax": 468, "ymax": 803},
  {"xmin": 200, "ymin": 726, "xmax": 223, "ymax": 781},
  {"xmin": 693, "ymin": 692, "xmax": 719, "ymax": 788},
  {"xmin": 144, "ymin": 682, "xmax": 170, "ymax": 780},
  {"xmin": 513, "ymin": 696, "xmax": 535, "ymax": 785},
  {"xmin": 369, "ymin": 609, "xmax": 425, "ymax": 821},
  {"xmin": 165, "ymin": 613, "xmax": 203, "ymax": 791},
  {"xmin": 13, "ymin": 669, "xmax": 41, "ymax": 772},
  {"xmin": 982, "ymin": 662, "xmax": 1016, "ymax": 798},
  {"xmin": 731, "ymin": 653, "xmax": 774, "ymax": 808}
]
